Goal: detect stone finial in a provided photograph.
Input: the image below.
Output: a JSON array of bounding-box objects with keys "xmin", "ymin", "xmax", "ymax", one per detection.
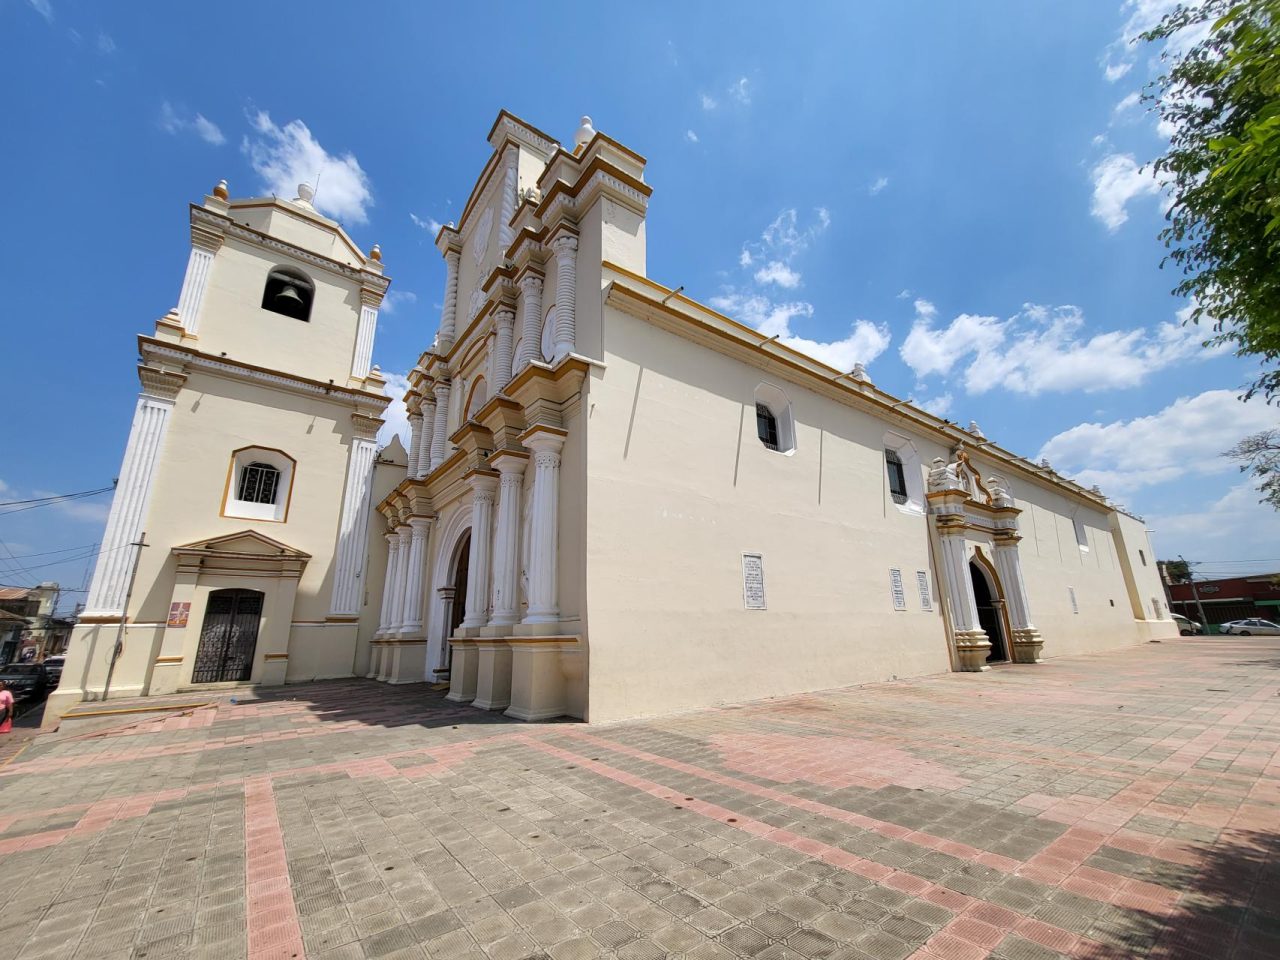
[
  {"xmin": 212, "ymin": 178, "xmax": 229, "ymax": 201},
  {"xmin": 369, "ymin": 243, "xmax": 382, "ymax": 263},
  {"xmin": 1038, "ymin": 458, "xmax": 1052, "ymax": 470},
  {"xmin": 851, "ymin": 362, "xmax": 870, "ymax": 383},
  {"xmin": 295, "ymin": 182, "xmax": 316, "ymax": 207},
  {"xmin": 968, "ymin": 420, "xmax": 986, "ymax": 440},
  {"xmin": 988, "ymin": 476, "xmax": 1014, "ymax": 507},
  {"xmin": 574, "ymin": 115, "xmax": 595, "ymax": 152},
  {"xmin": 928, "ymin": 456, "xmax": 964, "ymax": 494}
]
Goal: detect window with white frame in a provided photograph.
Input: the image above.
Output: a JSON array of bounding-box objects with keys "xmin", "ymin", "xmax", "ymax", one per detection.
[
  {"xmin": 223, "ymin": 447, "xmax": 295, "ymax": 523},
  {"xmin": 753, "ymin": 383, "xmax": 796, "ymax": 455},
  {"xmin": 881, "ymin": 431, "xmax": 924, "ymax": 515}
]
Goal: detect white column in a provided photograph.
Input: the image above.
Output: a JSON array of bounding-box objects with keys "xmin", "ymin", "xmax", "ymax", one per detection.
[
  {"xmin": 551, "ymin": 235, "xmax": 578, "ymax": 361},
  {"xmin": 434, "ymin": 587, "xmax": 457, "ymax": 674},
  {"xmin": 462, "ymin": 476, "xmax": 498, "ymax": 629},
  {"xmin": 523, "ymin": 433, "xmax": 565, "ymax": 624},
  {"xmin": 377, "ymin": 531, "xmax": 401, "ymax": 635},
  {"xmin": 429, "ymin": 381, "xmax": 451, "ymax": 470},
  {"xmin": 398, "ymin": 518, "xmax": 432, "ymax": 636},
  {"xmin": 938, "ymin": 531, "xmax": 981, "ymax": 635},
  {"xmin": 328, "ymin": 434, "xmax": 379, "ymax": 617},
  {"xmin": 175, "ymin": 243, "xmax": 218, "ymax": 335},
  {"xmin": 82, "ymin": 388, "xmax": 178, "ymax": 616},
  {"xmin": 498, "ymin": 146, "xmax": 518, "ymax": 254},
  {"xmin": 416, "ymin": 396, "xmax": 435, "ymax": 479},
  {"xmin": 993, "ymin": 541, "xmax": 1033, "ymax": 633},
  {"xmin": 351, "ymin": 296, "xmax": 379, "ymax": 380},
  {"xmin": 407, "ymin": 414, "xmax": 424, "ymax": 479},
  {"xmin": 489, "ymin": 457, "xmax": 527, "ymax": 627},
  {"xmin": 389, "ymin": 525, "xmax": 413, "ymax": 632},
  {"xmin": 517, "ymin": 274, "xmax": 544, "ymax": 368},
  {"xmin": 439, "ymin": 249, "xmax": 461, "ymax": 349},
  {"xmin": 493, "ymin": 307, "xmax": 516, "ymax": 390}
]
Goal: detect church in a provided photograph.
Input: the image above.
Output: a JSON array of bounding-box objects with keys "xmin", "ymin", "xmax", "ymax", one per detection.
[{"xmin": 45, "ymin": 110, "xmax": 1174, "ymax": 726}]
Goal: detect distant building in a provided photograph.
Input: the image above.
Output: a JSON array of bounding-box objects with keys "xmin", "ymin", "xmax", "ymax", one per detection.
[
  {"xmin": 1168, "ymin": 574, "xmax": 1280, "ymax": 626},
  {"xmin": 0, "ymin": 583, "xmax": 72, "ymax": 664}
]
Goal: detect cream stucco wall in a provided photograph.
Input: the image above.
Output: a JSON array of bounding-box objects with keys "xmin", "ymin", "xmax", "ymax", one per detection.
[
  {"xmin": 583, "ymin": 304, "xmax": 954, "ymax": 723},
  {"xmin": 193, "ymin": 236, "xmax": 365, "ymax": 386}
]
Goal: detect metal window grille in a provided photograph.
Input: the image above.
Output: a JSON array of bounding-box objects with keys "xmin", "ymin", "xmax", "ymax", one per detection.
[
  {"xmin": 885, "ymin": 449, "xmax": 908, "ymax": 504},
  {"xmin": 237, "ymin": 462, "xmax": 279, "ymax": 505},
  {"xmin": 756, "ymin": 402, "xmax": 779, "ymax": 451}
]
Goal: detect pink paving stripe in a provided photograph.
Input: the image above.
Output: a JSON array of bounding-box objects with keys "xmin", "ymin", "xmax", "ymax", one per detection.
[
  {"xmin": 555, "ymin": 728, "xmax": 1184, "ymax": 910},
  {"xmin": 244, "ymin": 777, "xmax": 305, "ymax": 960},
  {"xmin": 520, "ymin": 737, "xmax": 1124, "ymax": 959}
]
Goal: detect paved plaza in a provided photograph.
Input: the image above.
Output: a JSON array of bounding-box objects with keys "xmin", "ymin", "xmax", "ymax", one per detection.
[{"xmin": 0, "ymin": 636, "xmax": 1277, "ymax": 960}]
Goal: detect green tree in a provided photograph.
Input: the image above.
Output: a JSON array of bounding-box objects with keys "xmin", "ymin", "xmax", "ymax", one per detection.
[
  {"xmin": 1160, "ymin": 558, "xmax": 1193, "ymax": 583},
  {"xmin": 1143, "ymin": 1, "xmax": 1280, "ymax": 400},
  {"xmin": 1224, "ymin": 428, "xmax": 1280, "ymax": 505}
]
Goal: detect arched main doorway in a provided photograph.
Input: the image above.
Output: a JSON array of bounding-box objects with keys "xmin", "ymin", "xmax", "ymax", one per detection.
[
  {"xmin": 192, "ymin": 588, "xmax": 263, "ymax": 683},
  {"xmin": 969, "ymin": 560, "xmax": 1009, "ymax": 663},
  {"xmin": 449, "ymin": 533, "xmax": 470, "ymax": 636}
]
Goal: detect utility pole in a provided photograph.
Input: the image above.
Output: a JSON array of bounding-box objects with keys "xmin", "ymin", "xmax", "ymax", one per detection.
[
  {"xmin": 102, "ymin": 533, "xmax": 147, "ymax": 702},
  {"xmin": 1179, "ymin": 554, "xmax": 1209, "ymax": 632}
]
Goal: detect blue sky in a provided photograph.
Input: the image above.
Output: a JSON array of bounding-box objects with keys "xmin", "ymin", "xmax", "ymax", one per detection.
[{"xmin": 3, "ymin": 0, "xmax": 1278, "ymax": 608}]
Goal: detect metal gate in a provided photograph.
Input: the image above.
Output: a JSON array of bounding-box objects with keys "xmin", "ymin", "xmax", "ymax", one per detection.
[{"xmin": 191, "ymin": 589, "xmax": 263, "ymax": 683}]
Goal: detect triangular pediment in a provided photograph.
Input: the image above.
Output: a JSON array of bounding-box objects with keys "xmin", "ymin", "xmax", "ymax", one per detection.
[{"xmin": 172, "ymin": 529, "xmax": 311, "ymax": 559}]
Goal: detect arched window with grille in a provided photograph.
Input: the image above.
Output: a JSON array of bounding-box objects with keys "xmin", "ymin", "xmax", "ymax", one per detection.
[
  {"xmin": 752, "ymin": 383, "xmax": 796, "ymax": 455},
  {"xmin": 756, "ymin": 403, "xmax": 779, "ymax": 451},
  {"xmin": 237, "ymin": 462, "xmax": 280, "ymax": 505},
  {"xmin": 885, "ymin": 449, "xmax": 908, "ymax": 505},
  {"xmin": 223, "ymin": 447, "xmax": 295, "ymax": 522}
]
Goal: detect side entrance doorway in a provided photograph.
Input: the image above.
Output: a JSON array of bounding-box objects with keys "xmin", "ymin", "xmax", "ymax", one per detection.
[
  {"xmin": 969, "ymin": 560, "xmax": 1009, "ymax": 664},
  {"xmin": 192, "ymin": 588, "xmax": 264, "ymax": 683}
]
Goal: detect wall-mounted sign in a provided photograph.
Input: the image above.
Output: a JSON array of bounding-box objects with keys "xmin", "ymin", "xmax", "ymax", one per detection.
[
  {"xmin": 1068, "ymin": 586, "xmax": 1079, "ymax": 614},
  {"xmin": 742, "ymin": 553, "xmax": 766, "ymax": 610},
  {"xmin": 167, "ymin": 601, "xmax": 191, "ymax": 628},
  {"xmin": 916, "ymin": 570, "xmax": 933, "ymax": 612},
  {"xmin": 890, "ymin": 568, "xmax": 907, "ymax": 611}
]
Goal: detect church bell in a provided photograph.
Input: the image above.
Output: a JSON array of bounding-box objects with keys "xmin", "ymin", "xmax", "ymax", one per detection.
[{"xmin": 274, "ymin": 283, "xmax": 305, "ymax": 310}]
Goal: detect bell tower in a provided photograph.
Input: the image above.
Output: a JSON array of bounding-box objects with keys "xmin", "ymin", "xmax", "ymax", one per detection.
[{"xmin": 47, "ymin": 178, "xmax": 396, "ymax": 721}]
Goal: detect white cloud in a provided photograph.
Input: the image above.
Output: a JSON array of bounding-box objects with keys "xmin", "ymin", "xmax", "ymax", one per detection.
[
  {"xmin": 242, "ymin": 111, "xmax": 373, "ymax": 224},
  {"xmin": 380, "ymin": 290, "xmax": 418, "ymax": 316},
  {"xmin": 1038, "ymin": 390, "xmax": 1280, "ymax": 495},
  {"xmin": 754, "ymin": 261, "xmax": 801, "ymax": 289},
  {"xmin": 377, "ymin": 372, "xmax": 412, "ymax": 449},
  {"xmin": 700, "ymin": 93, "xmax": 718, "ymax": 111},
  {"xmin": 869, "ymin": 176, "xmax": 890, "ymax": 195},
  {"xmin": 1105, "ymin": 62, "xmax": 1133, "ymax": 82},
  {"xmin": 1090, "ymin": 153, "xmax": 1160, "ymax": 231},
  {"xmin": 1148, "ymin": 481, "xmax": 1280, "ymax": 558},
  {"xmin": 759, "ymin": 207, "xmax": 829, "ymax": 258},
  {"xmin": 738, "ymin": 247, "xmax": 753, "ymax": 268},
  {"xmin": 709, "ymin": 293, "xmax": 891, "ymax": 372},
  {"xmin": 685, "ymin": 129, "xmax": 699, "ymax": 143},
  {"xmin": 26, "ymin": 0, "xmax": 52, "ymax": 23},
  {"xmin": 1113, "ymin": 91, "xmax": 1141, "ymax": 115},
  {"xmin": 728, "ymin": 77, "xmax": 751, "ymax": 105},
  {"xmin": 902, "ymin": 300, "xmax": 1221, "ymax": 395},
  {"xmin": 96, "ymin": 31, "xmax": 115, "ymax": 55},
  {"xmin": 917, "ymin": 392, "xmax": 954, "ymax": 417},
  {"xmin": 158, "ymin": 102, "xmax": 226, "ymax": 145},
  {"xmin": 410, "ymin": 212, "xmax": 443, "ymax": 234}
]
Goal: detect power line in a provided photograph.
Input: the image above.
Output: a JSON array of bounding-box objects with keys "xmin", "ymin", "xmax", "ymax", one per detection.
[
  {"xmin": 0, "ymin": 542, "xmax": 102, "ymax": 561},
  {"xmin": 0, "ymin": 485, "xmax": 116, "ymax": 508}
]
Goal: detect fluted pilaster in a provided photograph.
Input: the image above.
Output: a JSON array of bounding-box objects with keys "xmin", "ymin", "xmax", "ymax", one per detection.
[
  {"xmin": 551, "ymin": 235, "xmax": 578, "ymax": 361},
  {"xmin": 517, "ymin": 274, "xmax": 544, "ymax": 368},
  {"xmin": 462, "ymin": 476, "xmax": 498, "ymax": 628},
  {"xmin": 523, "ymin": 433, "xmax": 565, "ymax": 624},
  {"xmin": 407, "ymin": 414, "xmax": 424, "ymax": 478},
  {"xmin": 489, "ymin": 457, "xmax": 527, "ymax": 626},
  {"xmin": 430, "ymin": 381, "xmax": 451, "ymax": 470},
  {"xmin": 417, "ymin": 397, "xmax": 435, "ymax": 479},
  {"xmin": 329, "ymin": 435, "xmax": 379, "ymax": 617},
  {"xmin": 398, "ymin": 517, "xmax": 432, "ymax": 636},
  {"xmin": 493, "ymin": 307, "xmax": 516, "ymax": 390},
  {"xmin": 439, "ymin": 249, "xmax": 461, "ymax": 349},
  {"xmin": 377, "ymin": 532, "xmax": 401, "ymax": 635}
]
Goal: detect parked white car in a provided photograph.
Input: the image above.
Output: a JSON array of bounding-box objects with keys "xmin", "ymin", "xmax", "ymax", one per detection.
[
  {"xmin": 1219, "ymin": 619, "xmax": 1280, "ymax": 636},
  {"xmin": 1171, "ymin": 613, "xmax": 1202, "ymax": 636}
]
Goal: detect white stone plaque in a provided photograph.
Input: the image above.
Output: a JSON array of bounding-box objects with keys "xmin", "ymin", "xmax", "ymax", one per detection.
[
  {"xmin": 915, "ymin": 570, "xmax": 933, "ymax": 612},
  {"xmin": 742, "ymin": 553, "xmax": 766, "ymax": 610},
  {"xmin": 890, "ymin": 568, "xmax": 907, "ymax": 611},
  {"xmin": 1068, "ymin": 586, "xmax": 1078, "ymax": 614}
]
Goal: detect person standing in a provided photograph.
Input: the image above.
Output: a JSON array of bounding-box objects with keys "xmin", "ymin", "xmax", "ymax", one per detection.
[{"xmin": 0, "ymin": 680, "xmax": 12, "ymax": 734}]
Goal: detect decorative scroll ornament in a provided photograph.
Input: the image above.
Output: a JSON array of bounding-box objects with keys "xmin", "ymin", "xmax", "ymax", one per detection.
[{"xmin": 470, "ymin": 207, "xmax": 493, "ymax": 267}]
